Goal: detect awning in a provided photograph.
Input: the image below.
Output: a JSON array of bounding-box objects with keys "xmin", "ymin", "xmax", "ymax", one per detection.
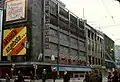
[{"xmin": 51, "ymin": 66, "xmax": 91, "ymax": 71}]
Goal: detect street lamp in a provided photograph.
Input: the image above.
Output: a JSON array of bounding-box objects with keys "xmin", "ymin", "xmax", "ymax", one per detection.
[
  {"xmin": 11, "ymin": 64, "xmax": 15, "ymax": 79},
  {"xmin": 33, "ymin": 64, "xmax": 37, "ymax": 79}
]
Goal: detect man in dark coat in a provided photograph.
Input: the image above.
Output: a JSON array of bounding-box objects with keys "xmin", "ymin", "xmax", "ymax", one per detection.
[
  {"xmin": 83, "ymin": 72, "xmax": 89, "ymax": 82},
  {"xmin": 18, "ymin": 70, "xmax": 24, "ymax": 82},
  {"xmin": 112, "ymin": 71, "xmax": 118, "ymax": 82},
  {"xmin": 30, "ymin": 71, "xmax": 34, "ymax": 82},
  {"xmin": 52, "ymin": 68, "xmax": 57, "ymax": 82},
  {"xmin": 98, "ymin": 71, "xmax": 102, "ymax": 82},
  {"xmin": 63, "ymin": 70, "xmax": 70, "ymax": 82},
  {"xmin": 89, "ymin": 70, "xmax": 99, "ymax": 82},
  {"xmin": 5, "ymin": 73, "xmax": 10, "ymax": 82},
  {"xmin": 41, "ymin": 69, "xmax": 47, "ymax": 82}
]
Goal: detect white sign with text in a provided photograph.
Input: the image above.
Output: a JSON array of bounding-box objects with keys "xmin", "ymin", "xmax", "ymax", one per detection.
[{"xmin": 6, "ymin": 0, "xmax": 26, "ymax": 22}]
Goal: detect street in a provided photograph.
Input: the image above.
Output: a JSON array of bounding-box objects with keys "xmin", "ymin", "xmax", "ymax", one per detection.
[{"xmin": 0, "ymin": 77, "xmax": 107, "ymax": 82}]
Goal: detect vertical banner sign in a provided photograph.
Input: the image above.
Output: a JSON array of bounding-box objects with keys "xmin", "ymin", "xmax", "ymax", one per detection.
[
  {"xmin": 0, "ymin": 10, "xmax": 3, "ymax": 60},
  {"xmin": 6, "ymin": 0, "xmax": 26, "ymax": 22},
  {"xmin": 44, "ymin": 0, "xmax": 50, "ymax": 49},
  {"xmin": 3, "ymin": 27, "xmax": 27, "ymax": 56}
]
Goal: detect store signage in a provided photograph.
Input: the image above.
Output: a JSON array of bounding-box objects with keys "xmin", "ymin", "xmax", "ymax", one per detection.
[
  {"xmin": 3, "ymin": 27, "xmax": 27, "ymax": 56},
  {"xmin": 5, "ymin": 0, "xmax": 27, "ymax": 22}
]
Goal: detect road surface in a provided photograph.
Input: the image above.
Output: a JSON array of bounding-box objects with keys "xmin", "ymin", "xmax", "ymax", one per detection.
[{"xmin": 0, "ymin": 77, "xmax": 107, "ymax": 82}]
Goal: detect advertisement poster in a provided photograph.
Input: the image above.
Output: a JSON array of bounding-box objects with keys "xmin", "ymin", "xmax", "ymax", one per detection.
[
  {"xmin": 6, "ymin": 0, "xmax": 26, "ymax": 22},
  {"xmin": 3, "ymin": 27, "xmax": 27, "ymax": 56},
  {"xmin": 0, "ymin": 10, "xmax": 3, "ymax": 60}
]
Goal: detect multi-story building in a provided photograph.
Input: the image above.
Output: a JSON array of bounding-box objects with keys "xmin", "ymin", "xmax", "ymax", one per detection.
[
  {"xmin": 104, "ymin": 34, "xmax": 115, "ymax": 70},
  {"xmin": 85, "ymin": 23, "xmax": 105, "ymax": 69},
  {"xmin": 115, "ymin": 45, "xmax": 120, "ymax": 68},
  {"xmin": 0, "ymin": 0, "xmax": 115, "ymax": 78},
  {"xmin": 1, "ymin": 0, "xmax": 90, "ymax": 78}
]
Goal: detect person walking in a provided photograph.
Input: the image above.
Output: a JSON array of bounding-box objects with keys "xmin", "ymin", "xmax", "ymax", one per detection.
[
  {"xmin": 30, "ymin": 71, "xmax": 34, "ymax": 82},
  {"xmin": 5, "ymin": 73, "xmax": 10, "ymax": 82},
  {"xmin": 98, "ymin": 71, "xmax": 102, "ymax": 82},
  {"xmin": 89, "ymin": 70, "xmax": 99, "ymax": 82},
  {"xmin": 108, "ymin": 72, "xmax": 112, "ymax": 82},
  {"xmin": 111, "ymin": 71, "xmax": 118, "ymax": 82},
  {"xmin": 18, "ymin": 70, "xmax": 24, "ymax": 82},
  {"xmin": 41, "ymin": 69, "xmax": 47, "ymax": 82},
  {"xmin": 83, "ymin": 72, "xmax": 89, "ymax": 82},
  {"xmin": 118, "ymin": 70, "xmax": 120, "ymax": 82},
  {"xmin": 52, "ymin": 68, "xmax": 57, "ymax": 82},
  {"xmin": 63, "ymin": 69, "xmax": 70, "ymax": 82}
]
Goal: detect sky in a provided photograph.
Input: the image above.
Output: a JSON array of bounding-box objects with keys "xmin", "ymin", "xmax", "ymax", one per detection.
[{"xmin": 60, "ymin": 0, "xmax": 120, "ymax": 45}]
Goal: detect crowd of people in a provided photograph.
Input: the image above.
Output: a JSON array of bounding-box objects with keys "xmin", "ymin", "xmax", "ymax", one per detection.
[
  {"xmin": 83, "ymin": 70, "xmax": 102, "ymax": 82},
  {"xmin": 5, "ymin": 68, "xmax": 120, "ymax": 82},
  {"xmin": 107, "ymin": 69, "xmax": 120, "ymax": 82}
]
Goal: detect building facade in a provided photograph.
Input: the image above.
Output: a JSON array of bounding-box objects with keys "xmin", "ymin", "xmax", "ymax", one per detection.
[
  {"xmin": 115, "ymin": 45, "xmax": 120, "ymax": 68},
  {"xmin": 1, "ymin": 0, "xmax": 89, "ymax": 78},
  {"xmin": 0, "ymin": 0, "xmax": 115, "ymax": 78},
  {"xmin": 85, "ymin": 24, "xmax": 105, "ymax": 69},
  {"xmin": 104, "ymin": 34, "xmax": 115, "ymax": 69}
]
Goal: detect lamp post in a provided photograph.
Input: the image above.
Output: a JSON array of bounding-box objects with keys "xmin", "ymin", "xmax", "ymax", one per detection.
[
  {"xmin": 11, "ymin": 64, "xmax": 15, "ymax": 79},
  {"xmin": 33, "ymin": 64, "xmax": 37, "ymax": 79}
]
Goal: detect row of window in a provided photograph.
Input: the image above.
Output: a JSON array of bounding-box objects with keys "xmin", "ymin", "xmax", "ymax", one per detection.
[
  {"xmin": 48, "ymin": 43, "xmax": 85, "ymax": 56},
  {"xmin": 49, "ymin": 28, "xmax": 85, "ymax": 46}
]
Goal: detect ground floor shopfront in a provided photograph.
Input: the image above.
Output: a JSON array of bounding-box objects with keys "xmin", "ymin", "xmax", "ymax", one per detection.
[{"xmin": 0, "ymin": 62, "xmax": 92, "ymax": 79}]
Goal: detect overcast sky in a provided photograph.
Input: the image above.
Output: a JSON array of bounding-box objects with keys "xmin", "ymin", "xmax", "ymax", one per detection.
[{"xmin": 60, "ymin": 0, "xmax": 120, "ymax": 45}]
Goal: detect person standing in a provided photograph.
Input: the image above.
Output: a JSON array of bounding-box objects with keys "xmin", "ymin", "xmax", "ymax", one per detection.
[
  {"xmin": 63, "ymin": 70, "xmax": 70, "ymax": 82},
  {"xmin": 52, "ymin": 68, "xmax": 57, "ymax": 82},
  {"xmin": 98, "ymin": 71, "xmax": 102, "ymax": 82},
  {"xmin": 111, "ymin": 71, "xmax": 118, "ymax": 82},
  {"xmin": 108, "ymin": 72, "xmax": 112, "ymax": 82},
  {"xmin": 83, "ymin": 72, "xmax": 89, "ymax": 82},
  {"xmin": 30, "ymin": 71, "xmax": 34, "ymax": 82},
  {"xmin": 89, "ymin": 70, "xmax": 99, "ymax": 82},
  {"xmin": 18, "ymin": 70, "xmax": 24, "ymax": 82},
  {"xmin": 41, "ymin": 69, "xmax": 47, "ymax": 82},
  {"xmin": 5, "ymin": 73, "xmax": 10, "ymax": 82}
]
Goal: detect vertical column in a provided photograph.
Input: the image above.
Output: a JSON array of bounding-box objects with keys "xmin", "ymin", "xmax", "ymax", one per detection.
[
  {"xmin": 57, "ymin": 1, "xmax": 60, "ymax": 75},
  {"xmin": 77, "ymin": 18, "xmax": 79, "ymax": 63},
  {"xmin": 68, "ymin": 11, "xmax": 71, "ymax": 64},
  {"xmin": 43, "ymin": 0, "xmax": 51, "ymax": 61}
]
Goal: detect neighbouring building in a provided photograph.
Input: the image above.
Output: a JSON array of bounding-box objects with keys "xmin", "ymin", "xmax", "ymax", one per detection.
[
  {"xmin": 115, "ymin": 45, "xmax": 120, "ymax": 68},
  {"xmin": 85, "ymin": 23, "xmax": 105, "ymax": 70},
  {"xmin": 104, "ymin": 34, "xmax": 115, "ymax": 70}
]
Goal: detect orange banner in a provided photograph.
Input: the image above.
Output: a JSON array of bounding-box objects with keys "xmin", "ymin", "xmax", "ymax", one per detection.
[{"xmin": 3, "ymin": 27, "xmax": 27, "ymax": 56}]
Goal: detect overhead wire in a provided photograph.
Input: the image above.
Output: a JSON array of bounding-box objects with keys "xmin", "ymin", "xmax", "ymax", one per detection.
[{"xmin": 101, "ymin": 0, "xmax": 117, "ymax": 24}]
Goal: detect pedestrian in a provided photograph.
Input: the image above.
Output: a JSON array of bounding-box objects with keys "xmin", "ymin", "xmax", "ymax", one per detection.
[
  {"xmin": 41, "ymin": 69, "xmax": 47, "ymax": 82},
  {"xmin": 108, "ymin": 72, "xmax": 112, "ymax": 82},
  {"xmin": 63, "ymin": 69, "xmax": 70, "ymax": 82},
  {"xmin": 30, "ymin": 71, "xmax": 34, "ymax": 82},
  {"xmin": 111, "ymin": 70, "xmax": 118, "ymax": 82},
  {"xmin": 118, "ymin": 70, "xmax": 120, "ymax": 82},
  {"xmin": 5, "ymin": 73, "xmax": 10, "ymax": 82},
  {"xmin": 98, "ymin": 71, "xmax": 102, "ymax": 82},
  {"xmin": 14, "ymin": 78, "xmax": 18, "ymax": 82},
  {"xmin": 89, "ymin": 70, "xmax": 99, "ymax": 82},
  {"xmin": 52, "ymin": 68, "xmax": 57, "ymax": 82},
  {"xmin": 18, "ymin": 70, "xmax": 24, "ymax": 82},
  {"xmin": 83, "ymin": 72, "xmax": 89, "ymax": 82}
]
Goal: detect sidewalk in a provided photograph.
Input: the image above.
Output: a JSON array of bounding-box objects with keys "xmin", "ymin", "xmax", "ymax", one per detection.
[
  {"xmin": 0, "ymin": 77, "xmax": 107, "ymax": 82},
  {"xmin": 0, "ymin": 78, "xmax": 84, "ymax": 82}
]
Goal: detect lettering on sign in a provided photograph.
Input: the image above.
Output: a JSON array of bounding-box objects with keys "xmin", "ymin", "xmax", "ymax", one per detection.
[
  {"xmin": 44, "ymin": 0, "xmax": 50, "ymax": 49},
  {"xmin": 3, "ymin": 27, "xmax": 27, "ymax": 56},
  {"xmin": 6, "ymin": 0, "xmax": 26, "ymax": 22}
]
